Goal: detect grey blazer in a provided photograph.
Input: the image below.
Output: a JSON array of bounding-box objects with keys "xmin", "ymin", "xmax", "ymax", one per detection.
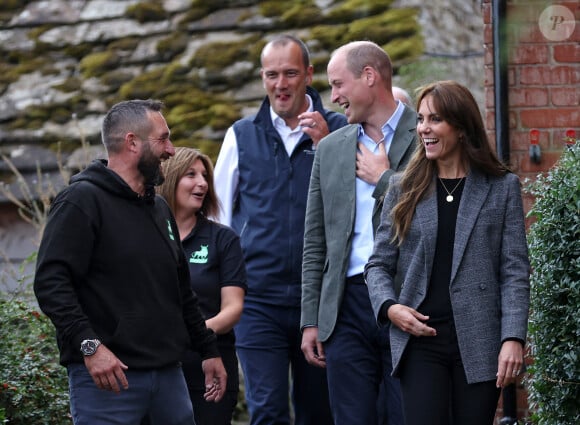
[
  {"xmin": 301, "ymin": 106, "xmax": 417, "ymax": 342},
  {"xmin": 365, "ymin": 171, "xmax": 530, "ymax": 384}
]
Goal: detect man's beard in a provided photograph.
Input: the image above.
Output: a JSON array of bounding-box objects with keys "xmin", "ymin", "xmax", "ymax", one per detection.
[{"xmin": 137, "ymin": 145, "xmax": 165, "ymax": 187}]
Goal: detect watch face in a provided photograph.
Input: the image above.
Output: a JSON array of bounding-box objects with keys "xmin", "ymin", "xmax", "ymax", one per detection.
[{"xmin": 80, "ymin": 339, "xmax": 100, "ymax": 356}]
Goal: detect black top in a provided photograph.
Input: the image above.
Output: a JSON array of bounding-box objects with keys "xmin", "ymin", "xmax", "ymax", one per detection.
[
  {"xmin": 33, "ymin": 160, "xmax": 219, "ymax": 367},
  {"xmin": 180, "ymin": 215, "xmax": 247, "ymax": 391},
  {"xmin": 418, "ymin": 177, "xmax": 465, "ymax": 324},
  {"xmin": 181, "ymin": 215, "xmax": 247, "ymax": 345}
]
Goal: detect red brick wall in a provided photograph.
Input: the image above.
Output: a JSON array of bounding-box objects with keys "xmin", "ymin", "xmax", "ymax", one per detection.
[{"xmin": 482, "ymin": 1, "xmax": 579, "ymax": 422}]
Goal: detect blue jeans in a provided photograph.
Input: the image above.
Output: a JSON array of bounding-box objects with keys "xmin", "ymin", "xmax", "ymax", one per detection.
[
  {"xmin": 235, "ymin": 301, "xmax": 333, "ymax": 425},
  {"xmin": 67, "ymin": 363, "xmax": 195, "ymax": 425}
]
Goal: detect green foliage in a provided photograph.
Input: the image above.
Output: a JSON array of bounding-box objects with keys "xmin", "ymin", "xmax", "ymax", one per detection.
[
  {"xmin": 0, "ymin": 299, "xmax": 71, "ymax": 425},
  {"xmin": 525, "ymin": 143, "xmax": 580, "ymax": 425}
]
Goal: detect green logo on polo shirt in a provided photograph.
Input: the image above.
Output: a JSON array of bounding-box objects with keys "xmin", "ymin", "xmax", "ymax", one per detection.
[{"xmin": 190, "ymin": 245, "xmax": 208, "ymax": 264}]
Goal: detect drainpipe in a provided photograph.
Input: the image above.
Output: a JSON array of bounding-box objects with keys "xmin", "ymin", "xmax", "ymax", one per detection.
[
  {"xmin": 493, "ymin": 0, "xmax": 510, "ymax": 164},
  {"xmin": 493, "ymin": 1, "xmax": 518, "ymax": 424}
]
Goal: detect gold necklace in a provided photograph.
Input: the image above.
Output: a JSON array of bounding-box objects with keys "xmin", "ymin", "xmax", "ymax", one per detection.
[{"xmin": 438, "ymin": 177, "xmax": 465, "ymax": 203}]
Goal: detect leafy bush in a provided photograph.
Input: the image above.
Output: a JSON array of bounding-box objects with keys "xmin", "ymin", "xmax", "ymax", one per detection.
[
  {"xmin": 525, "ymin": 143, "xmax": 580, "ymax": 425},
  {"xmin": 0, "ymin": 299, "xmax": 71, "ymax": 424}
]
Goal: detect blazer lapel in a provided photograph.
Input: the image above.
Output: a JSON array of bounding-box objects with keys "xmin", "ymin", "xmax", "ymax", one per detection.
[
  {"xmin": 451, "ymin": 171, "xmax": 489, "ymax": 284},
  {"xmin": 338, "ymin": 125, "xmax": 359, "ymax": 186},
  {"xmin": 372, "ymin": 107, "xmax": 418, "ymax": 229},
  {"xmin": 389, "ymin": 106, "xmax": 417, "ymax": 171}
]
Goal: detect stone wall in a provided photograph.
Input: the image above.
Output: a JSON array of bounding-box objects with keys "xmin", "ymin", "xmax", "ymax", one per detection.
[{"xmin": 0, "ymin": 0, "xmax": 483, "ymax": 289}]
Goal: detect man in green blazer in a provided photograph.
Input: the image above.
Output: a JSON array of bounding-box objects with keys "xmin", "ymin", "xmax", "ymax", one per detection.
[{"xmin": 301, "ymin": 41, "xmax": 417, "ymax": 425}]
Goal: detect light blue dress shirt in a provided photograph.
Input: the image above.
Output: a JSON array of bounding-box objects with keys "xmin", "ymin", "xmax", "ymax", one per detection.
[{"xmin": 346, "ymin": 100, "xmax": 406, "ymax": 278}]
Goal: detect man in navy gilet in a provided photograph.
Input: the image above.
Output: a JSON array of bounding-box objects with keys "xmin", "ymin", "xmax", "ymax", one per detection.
[{"xmin": 214, "ymin": 35, "xmax": 347, "ymax": 425}]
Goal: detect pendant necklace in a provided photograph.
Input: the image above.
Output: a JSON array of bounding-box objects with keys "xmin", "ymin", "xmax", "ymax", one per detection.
[{"xmin": 438, "ymin": 177, "xmax": 465, "ymax": 203}]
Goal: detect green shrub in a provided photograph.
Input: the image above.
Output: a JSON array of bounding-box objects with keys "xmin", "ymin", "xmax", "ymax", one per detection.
[
  {"xmin": 0, "ymin": 299, "xmax": 71, "ymax": 424},
  {"xmin": 525, "ymin": 143, "xmax": 580, "ymax": 425}
]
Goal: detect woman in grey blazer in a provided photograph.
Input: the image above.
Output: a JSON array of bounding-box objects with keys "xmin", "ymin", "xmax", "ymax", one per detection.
[{"xmin": 364, "ymin": 81, "xmax": 530, "ymax": 425}]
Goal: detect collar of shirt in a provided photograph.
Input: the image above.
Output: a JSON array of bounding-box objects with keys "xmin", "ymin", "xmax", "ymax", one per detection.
[
  {"xmin": 356, "ymin": 99, "xmax": 406, "ymax": 154},
  {"xmin": 270, "ymin": 94, "xmax": 314, "ymax": 157}
]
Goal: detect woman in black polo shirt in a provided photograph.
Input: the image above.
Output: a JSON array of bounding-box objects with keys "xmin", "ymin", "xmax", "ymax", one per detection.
[{"xmin": 158, "ymin": 147, "xmax": 247, "ymax": 425}]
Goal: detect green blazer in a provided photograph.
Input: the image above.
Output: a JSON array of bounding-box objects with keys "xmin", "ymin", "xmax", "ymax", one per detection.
[{"xmin": 301, "ymin": 106, "xmax": 418, "ymax": 342}]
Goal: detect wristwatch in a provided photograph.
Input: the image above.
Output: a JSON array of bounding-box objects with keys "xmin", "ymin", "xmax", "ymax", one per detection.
[{"xmin": 80, "ymin": 339, "xmax": 101, "ymax": 356}]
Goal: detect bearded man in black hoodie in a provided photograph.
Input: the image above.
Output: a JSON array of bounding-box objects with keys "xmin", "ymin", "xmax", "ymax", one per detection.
[{"xmin": 34, "ymin": 99, "xmax": 226, "ymax": 425}]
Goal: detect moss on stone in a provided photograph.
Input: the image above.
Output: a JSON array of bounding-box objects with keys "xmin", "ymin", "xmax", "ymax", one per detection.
[
  {"xmin": 280, "ymin": 3, "xmax": 322, "ymax": 28},
  {"xmin": 100, "ymin": 70, "xmax": 136, "ymax": 92},
  {"xmin": 160, "ymin": 62, "xmax": 191, "ymax": 84},
  {"xmin": 156, "ymin": 33, "xmax": 189, "ymax": 62},
  {"xmin": 326, "ymin": 0, "xmax": 394, "ymax": 21},
  {"xmin": 0, "ymin": 57, "xmax": 49, "ymax": 84},
  {"xmin": 79, "ymin": 50, "xmax": 121, "ymax": 78},
  {"xmin": 311, "ymin": 54, "xmax": 331, "ymax": 71},
  {"xmin": 125, "ymin": 0, "xmax": 168, "ymax": 23},
  {"xmin": 190, "ymin": 35, "xmax": 262, "ymax": 72},
  {"xmin": 64, "ymin": 42, "xmax": 95, "ymax": 60},
  {"xmin": 51, "ymin": 106, "xmax": 73, "ymax": 124},
  {"xmin": 163, "ymin": 88, "xmax": 215, "ymax": 111},
  {"xmin": 177, "ymin": 6, "xmax": 212, "ymax": 29},
  {"xmin": 310, "ymin": 78, "xmax": 330, "ymax": 94},
  {"xmin": 208, "ymin": 103, "xmax": 241, "ymax": 130},
  {"xmin": 383, "ymin": 33, "xmax": 423, "ymax": 63},
  {"xmin": 259, "ymin": 1, "xmax": 289, "ymax": 18},
  {"xmin": 27, "ymin": 25, "xmax": 54, "ymax": 41},
  {"xmin": 176, "ymin": 0, "xmax": 228, "ymax": 26},
  {"xmin": 0, "ymin": 64, "xmax": 17, "ymax": 85},
  {"xmin": 347, "ymin": 8, "xmax": 420, "ymax": 46},
  {"xmin": 0, "ymin": 0, "xmax": 33, "ymax": 12},
  {"xmin": 118, "ymin": 67, "xmax": 165, "ymax": 99},
  {"xmin": 308, "ymin": 24, "xmax": 350, "ymax": 51},
  {"xmin": 108, "ymin": 37, "xmax": 141, "ymax": 52},
  {"xmin": 53, "ymin": 77, "xmax": 82, "ymax": 93}
]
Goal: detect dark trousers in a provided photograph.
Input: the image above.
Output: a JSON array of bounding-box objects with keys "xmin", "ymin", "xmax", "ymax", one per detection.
[
  {"xmin": 182, "ymin": 344, "xmax": 239, "ymax": 425},
  {"xmin": 324, "ymin": 277, "xmax": 404, "ymax": 425},
  {"xmin": 235, "ymin": 301, "xmax": 333, "ymax": 425},
  {"xmin": 399, "ymin": 320, "xmax": 501, "ymax": 425}
]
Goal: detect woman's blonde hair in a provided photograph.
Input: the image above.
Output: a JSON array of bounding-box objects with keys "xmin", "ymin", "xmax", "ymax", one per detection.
[{"xmin": 157, "ymin": 147, "xmax": 220, "ymax": 219}]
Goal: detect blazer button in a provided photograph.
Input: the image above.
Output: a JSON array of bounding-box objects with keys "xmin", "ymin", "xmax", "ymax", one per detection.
[{"xmin": 479, "ymin": 283, "xmax": 487, "ymax": 290}]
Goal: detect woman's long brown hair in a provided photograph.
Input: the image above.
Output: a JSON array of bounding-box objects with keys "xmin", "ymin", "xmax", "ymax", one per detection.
[{"xmin": 391, "ymin": 80, "xmax": 510, "ymax": 244}]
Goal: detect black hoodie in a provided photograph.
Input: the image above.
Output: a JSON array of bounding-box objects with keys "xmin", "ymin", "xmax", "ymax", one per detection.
[{"xmin": 34, "ymin": 160, "xmax": 218, "ymax": 368}]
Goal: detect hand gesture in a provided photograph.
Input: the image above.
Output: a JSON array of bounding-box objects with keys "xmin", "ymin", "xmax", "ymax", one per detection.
[
  {"xmin": 202, "ymin": 357, "xmax": 228, "ymax": 402},
  {"xmin": 84, "ymin": 344, "xmax": 129, "ymax": 393},
  {"xmin": 356, "ymin": 142, "xmax": 390, "ymax": 185},
  {"xmin": 495, "ymin": 340, "xmax": 524, "ymax": 388},
  {"xmin": 298, "ymin": 111, "xmax": 330, "ymax": 145},
  {"xmin": 387, "ymin": 304, "xmax": 436, "ymax": 337},
  {"xmin": 301, "ymin": 327, "xmax": 326, "ymax": 368}
]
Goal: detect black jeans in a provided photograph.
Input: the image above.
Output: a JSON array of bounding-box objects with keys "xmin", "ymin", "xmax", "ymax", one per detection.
[{"xmin": 398, "ymin": 320, "xmax": 501, "ymax": 425}]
